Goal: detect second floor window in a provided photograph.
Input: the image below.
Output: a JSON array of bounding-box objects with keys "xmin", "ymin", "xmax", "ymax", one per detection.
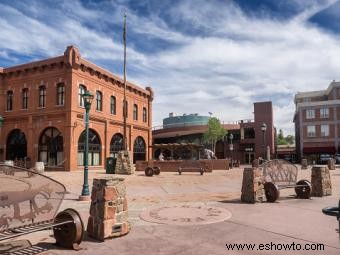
[
  {"xmin": 79, "ymin": 85, "xmax": 86, "ymax": 107},
  {"xmin": 321, "ymin": 124, "xmax": 329, "ymax": 137},
  {"xmin": 306, "ymin": 109, "xmax": 315, "ymax": 119},
  {"xmin": 133, "ymin": 104, "xmax": 138, "ymax": 120},
  {"xmin": 7, "ymin": 91, "xmax": 13, "ymax": 111},
  {"xmin": 110, "ymin": 96, "xmax": 116, "ymax": 115},
  {"xmin": 307, "ymin": 125, "xmax": 316, "ymax": 137},
  {"xmin": 22, "ymin": 88, "xmax": 28, "ymax": 109},
  {"xmin": 39, "ymin": 86, "xmax": 46, "ymax": 107},
  {"xmin": 320, "ymin": 108, "xmax": 329, "ymax": 118},
  {"xmin": 96, "ymin": 91, "xmax": 102, "ymax": 111},
  {"xmin": 56, "ymin": 83, "xmax": 65, "ymax": 106},
  {"xmin": 143, "ymin": 107, "xmax": 147, "ymax": 123}
]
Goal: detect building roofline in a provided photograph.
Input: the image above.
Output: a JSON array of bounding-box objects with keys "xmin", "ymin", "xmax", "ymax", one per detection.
[
  {"xmin": 294, "ymin": 81, "xmax": 340, "ymax": 103},
  {"xmin": 1, "ymin": 45, "xmax": 152, "ymax": 98}
]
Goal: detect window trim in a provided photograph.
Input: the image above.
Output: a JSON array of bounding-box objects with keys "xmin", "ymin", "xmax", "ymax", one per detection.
[
  {"xmin": 110, "ymin": 96, "xmax": 116, "ymax": 115},
  {"xmin": 38, "ymin": 85, "xmax": 46, "ymax": 108},
  {"xmin": 56, "ymin": 83, "xmax": 65, "ymax": 106},
  {"xmin": 96, "ymin": 91, "xmax": 103, "ymax": 111},
  {"xmin": 320, "ymin": 107, "xmax": 329, "ymax": 118},
  {"xmin": 306, "ymin": 109, "xmax": 315, "ymax": 119},
  {"xmin": 143, "ymin": 107, "xmax": 147, "ymax": 123},
  {"xmin": 78, "ymin": 85, "xmax": 86, "ymax": 107},
  {"xmin": 307, "ymin": 125, "xmax": 316, "ymax": 137},
  {"xmin": 320, "ymin": 124, "xmax": 329, "ymax": 137},
  {"xmin": 22, "ymin": 88, "xmax": 28, "ymax": 109},
  {"xmin": 6, "ymin": 90, "xmax": 13, "ymax": 111},
  {"xmin": 133, "ymin": 104, "xmax": 138, "ymax": 121}
]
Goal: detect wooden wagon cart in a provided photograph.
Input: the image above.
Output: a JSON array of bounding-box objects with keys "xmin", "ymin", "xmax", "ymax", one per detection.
[
  {"xmin": 0, "ymin": 164, "xmax": 84, "ymax": 253},
  {"xmin": 260, "ymin": 159, "xmax": 312, "ymax": 202}
]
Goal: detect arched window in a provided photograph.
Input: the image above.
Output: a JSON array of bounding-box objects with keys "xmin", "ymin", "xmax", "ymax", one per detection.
[
  {"xmin": 133, "ymin": 104, "xmax": 138, "ymax": 120},
  {"xmin": 6, "ymin": 90, "xmax": 13, "ymax": 111},
  {"xmin": 79, "ymin": 85, "xmax": 86, "ymax": 107},
  {"xmin": 22, "ymin": 88, "xmax": 28, "ymax": 109},
  {"xmin": 143, "ymin": 107, "xmax": 147, "ymax": 123},
  {"xmin": 96, "ymin": 91, "xmax": 102, "ymax": 111},
  {"xmin": 6, "ymin": 129, "xmax": 27, "ymax": 160},
  {"xmin": 39, "ymin": 86, "xmax": 46, "ymax": 107},
  {"xmin": 56, "ymin": 83, "xmax": 65, "ymax": 106},
  {"xmin": 123, "ymin": 100, "xmax": 128, "ymax": 118},
  {"xmin": 77, "ymin": 129, "xmax": 101, "ymax": 166},
  {"xmin": 110, "ymin": 96, "xmax": 116, "ymax": 115},
  {"xmin": 133, "ymin": 136, "xmax": 146, "ymax": 163},
  {"xmin": 38, "ymin": 127, "xmax": 63, "ymax": 166},
  {"xmin": 110, "ymin": 133, "xmax": 123, "ymax": 157}
]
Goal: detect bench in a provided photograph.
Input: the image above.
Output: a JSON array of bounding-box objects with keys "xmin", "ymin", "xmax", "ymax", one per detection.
[
  {"xmin": 260, "ymin": 159, "xmax": 311, "ymax": 202},
  {"xmin": 178, "ymin": 160, "xmax": 204, "ymax": 175},
  {"xmin": 0, "ymin": 164, "xmax": 84, "ymax": 253}
]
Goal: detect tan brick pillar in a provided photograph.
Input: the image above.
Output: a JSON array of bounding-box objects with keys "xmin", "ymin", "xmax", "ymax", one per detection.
[
  {"xmin": 87, "ymin": 177, "xmax": 130, "ymax": 241},
  {"xmin": 241, "ymin": 167, "xmax": 264, "ymax": 203},
  {"xmin": 311, "ymin": 166, "xmax": 332, "ymax": 197}
]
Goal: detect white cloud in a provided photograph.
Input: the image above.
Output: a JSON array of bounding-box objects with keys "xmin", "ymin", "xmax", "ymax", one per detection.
[{"xmin": 1, "ymin": 0, "xmax": 340, "ymax": 135}]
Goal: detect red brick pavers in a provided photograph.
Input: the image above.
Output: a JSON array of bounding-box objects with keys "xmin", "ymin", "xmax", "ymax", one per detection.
[{"xmin": 9, "ymin": 166, "xmax": 340, "ymax": 254}]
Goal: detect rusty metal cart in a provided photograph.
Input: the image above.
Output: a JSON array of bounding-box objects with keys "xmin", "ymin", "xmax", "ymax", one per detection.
[
  {"xmin": 260, "ymin": 159, "xmax": 312, "ymax": 202},
  {"xmin": 143, "ymin": 161, "xmax": 161, "ymax": 177},
  {"xmin": 0, "ymin": 164, "xmax": 84, "ymax": 252}
]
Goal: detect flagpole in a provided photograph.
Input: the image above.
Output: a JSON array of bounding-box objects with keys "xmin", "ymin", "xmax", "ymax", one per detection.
[{"xmin": 123, "ymin": 12, "xmax": 127, "ymax": 151}]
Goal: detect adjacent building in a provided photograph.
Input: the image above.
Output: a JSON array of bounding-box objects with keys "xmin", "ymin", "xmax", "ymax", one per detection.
[
  {"xmin": 294, "ymin": 81, "xmax": 340, "ymax": 162},
  {"xmin": 153, "ymin": 101, "xmax": 275, "ymax": 164},
  {"xmin": 0, "ymin": 46, "xmax": 153, "ymax": 171}
]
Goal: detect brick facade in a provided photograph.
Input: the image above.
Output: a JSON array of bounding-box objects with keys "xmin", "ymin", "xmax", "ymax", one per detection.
[{"xmin": 0, "ymin": 46, "xmax": 153, "ymax": 171}]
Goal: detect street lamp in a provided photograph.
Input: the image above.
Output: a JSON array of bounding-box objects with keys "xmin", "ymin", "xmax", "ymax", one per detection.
[
  {"xmin": 261, "ymin": 123, "xmax": 267, "ymax": 161},
  {"xmin": 79, "ymin": 90, "xmax": 94, "ymax": 201},
  {"xmin": 229, "ymin": 133, "xmax": 234, "ymax": 168}
]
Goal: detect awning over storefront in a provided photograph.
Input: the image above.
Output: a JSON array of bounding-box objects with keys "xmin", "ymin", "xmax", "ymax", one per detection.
[{"xmin": 303, "ymin": 147, "xmax": 335, "ymax": 154}]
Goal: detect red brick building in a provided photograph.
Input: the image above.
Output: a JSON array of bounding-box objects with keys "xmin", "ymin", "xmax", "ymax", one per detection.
[
  {"xmin": 0, "ymin": 46, "xmax": 153, "ymax": 171},
  {"xmin": 294, "ymin": 81, "xmax": 340, "ymax": 162},
  {"xmin": 153, "ymin": 101, "xmax": 275, "ymax": 164}
]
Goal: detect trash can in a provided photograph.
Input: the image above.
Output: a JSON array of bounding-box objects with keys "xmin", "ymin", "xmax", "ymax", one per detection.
[{"xmin": 106, "ymin": 157, "xmax": 116, "ymax": 174}]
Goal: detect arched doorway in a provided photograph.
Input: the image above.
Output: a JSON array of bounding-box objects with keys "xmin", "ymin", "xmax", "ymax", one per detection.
[
  {"xmin": 133, "ymin": 136, "xmax": 146, "ymax": 163},
  {"xmin": 110, "ymin": 133, "xmax": 123, "ymax": 158},
  {"xmin": 38, "ymin": 127, "xmax": 63, "ymax": 166},
  {"xmin": 77, "ymin": 129, "xmax": 101, "ymax": 166},
  {"xmin": 6, "ymin": 129, "xmax": 27, "ymax": 160}
]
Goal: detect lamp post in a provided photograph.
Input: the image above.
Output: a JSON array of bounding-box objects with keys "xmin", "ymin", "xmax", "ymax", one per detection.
[
  {"xmin": 79, "ymin": 90, "xmax": 94, "ymax": 201},
  {"xmin": 261, "ymin": 123, "xmax": 267, "ymax": 161},
  {"xmin": 229, "ymin": 133, "xmax": 234, "ymax": 169}
]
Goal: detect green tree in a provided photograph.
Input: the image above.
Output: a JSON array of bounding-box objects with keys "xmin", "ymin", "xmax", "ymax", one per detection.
[
  {"xmin": 276, "ymin": 129, "xmax": 295, "ymax": 145},
  {"xmin": 203, "ymin": 117, "xmax": 227, "ymax": 153}
]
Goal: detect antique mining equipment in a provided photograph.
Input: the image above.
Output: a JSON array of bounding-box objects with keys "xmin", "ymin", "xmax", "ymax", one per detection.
[
  {"xmin": 322, "ymin": 200, "xmax": 340, "ymax": 239},
  {"xmin": 87, "ymin": 177, "xmax": 130, "ymax": 241}
]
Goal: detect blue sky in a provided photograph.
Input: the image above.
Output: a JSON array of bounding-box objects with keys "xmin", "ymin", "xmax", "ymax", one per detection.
[{"xmin": 1, "ymin": 0, "xmax": 340, "ymax": 135}]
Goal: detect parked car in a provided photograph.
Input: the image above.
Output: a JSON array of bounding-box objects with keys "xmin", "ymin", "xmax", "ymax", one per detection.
[
  {"xmin": 318, "ymin": 154, "xmax": 333, "ymax": 164},
  {"xmin": 335, "ymin": 154, "xmax": 340, "ymax": 164}
]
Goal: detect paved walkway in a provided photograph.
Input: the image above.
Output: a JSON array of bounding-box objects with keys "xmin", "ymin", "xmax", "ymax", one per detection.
[{"xmin": 4, "ymin": 166, "xmax": 340, "ymax": 254}]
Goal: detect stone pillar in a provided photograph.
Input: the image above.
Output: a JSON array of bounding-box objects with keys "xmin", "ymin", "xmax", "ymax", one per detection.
[
  {"xmin": 115, "ymin": 151, "xmax": 135, "ymax": 175},
  {"xmin": 328, "ymin": 158, "xmax": 335, "ymax": 170},
  {"xmin": 87, "ymin": 177, "xmax": 130, "ymax": 241},
  {"xmin": 301, "ymin": 158, "xmax": 308, "ymax": 170},
  {"xmin": 241, "ymin": 167, "xmax": 264, "ymax": 203},
  {"xmin": 311, "ymin": 166, "xmax": 332, "ymax": 197}
]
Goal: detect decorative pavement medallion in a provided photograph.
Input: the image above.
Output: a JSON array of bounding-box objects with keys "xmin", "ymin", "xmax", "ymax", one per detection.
[{"xmin": 139, "ymin": 204, "xmax": 232, "ymax": 226}]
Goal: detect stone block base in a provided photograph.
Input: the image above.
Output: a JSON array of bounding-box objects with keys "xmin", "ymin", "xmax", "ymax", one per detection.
[
  {"xmin": 328, "ymin": 159, "xmax": 335, "ymax": 170},
  {"xmin": 241, "ymin": 167, "xmax": 264, "ymax": 203},
  {"xmin": 87, "ymin": 177, "xmax": 130, "ymax": 241},
  {"xmin": 311, "ymin": 166, "xmax": 332, "ymax": 197},
  {"xmin": 301, "ymin": 159, "xmax": 308, "ymax": 169},
  {"xmin": 115, "ymin": 151, "xmax": 135, "ymax": 175}
]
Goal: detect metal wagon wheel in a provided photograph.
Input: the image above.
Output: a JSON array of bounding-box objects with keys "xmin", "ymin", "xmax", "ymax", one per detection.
[
  {"xmin": 53, "ymin": 208, "xmax": 84, "ymax": 249},
  {"xmin": 153, "ymin": 167, "xmax": 160, "ymax": 175},
  {"xmin": 145, "ymin": 167, "xmax": 154, "ymax": 177},
  {"xmin": 295, "ymin": 180, "xmax": 312, "ymax": 199},
  {"xmin": 264, "ymin": 182, "xmax": 280, "ymax": 202}
]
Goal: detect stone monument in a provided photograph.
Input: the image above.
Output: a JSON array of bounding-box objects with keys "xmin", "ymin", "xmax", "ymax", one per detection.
[
  {"xmin": 241, "ymin": 167, "xmax": 264, "ymax": 203},
  {"xmin": 311, "ymin": 165, "xmax": 332, "ymax": 197},
  {"xmin": 87, "ymin": 177, "xmax": 130, "ymax": 241},
  {"xmin": 115, "ymin": 150, "xmax": 135, "ymax": 175}
]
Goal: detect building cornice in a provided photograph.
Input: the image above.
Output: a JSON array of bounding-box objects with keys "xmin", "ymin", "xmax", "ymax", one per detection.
[{"xmin": 1, "ymin": 45, "xmax": 153, "ymax": 100}]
